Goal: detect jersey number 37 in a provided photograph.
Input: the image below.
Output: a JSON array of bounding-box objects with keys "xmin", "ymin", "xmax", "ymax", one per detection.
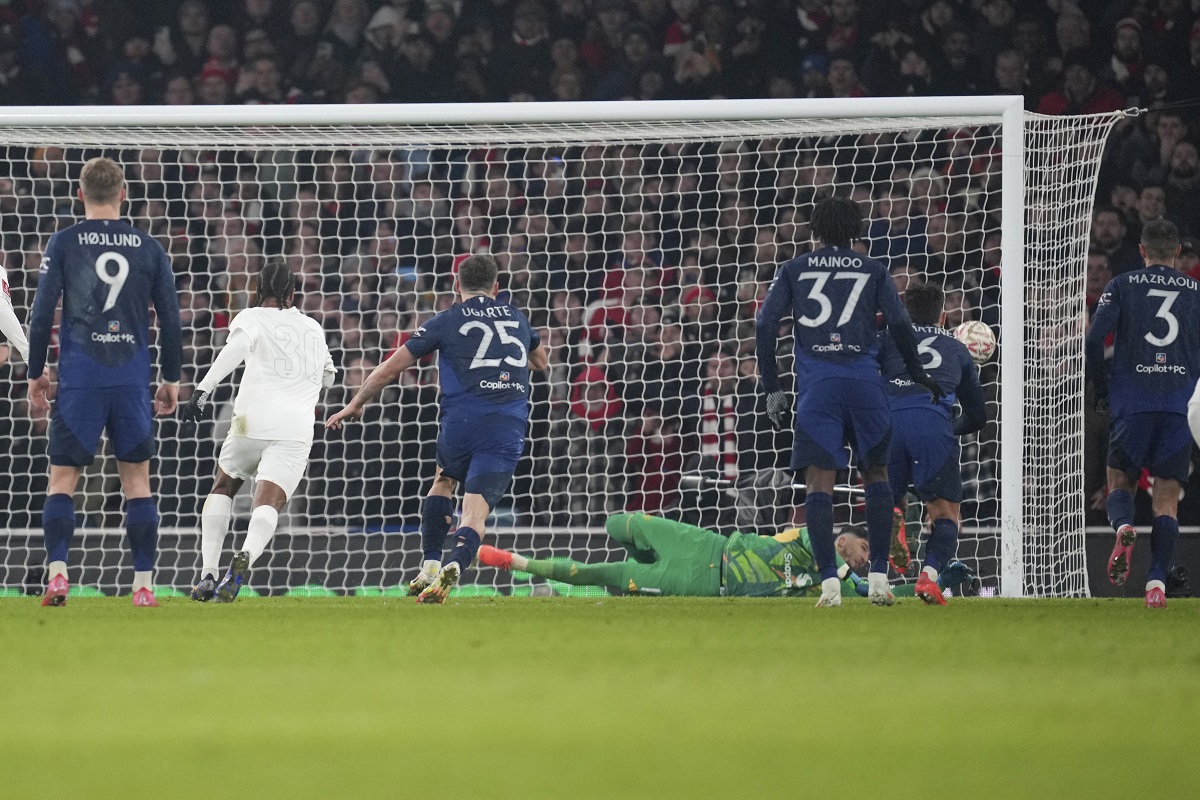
[{"xmin": 796, "ymin": 271, "xmax": 871, "ymax": 328}]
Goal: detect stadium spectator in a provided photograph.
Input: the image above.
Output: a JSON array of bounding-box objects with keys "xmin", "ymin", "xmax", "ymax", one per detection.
[
  {"xmin": 1036, "ymin": 58, "xmax": 1123, "ymax": 115},
  {"xmin": 1165, "ymin": 141, "xmax": 1200, "ymax": 235},
  {"xmin": 1090, "ymin": 207, "xmax": 1141, "ymax": 275},
  {"xmin": 1, "ymin": 0, "xmax": 1199, "ymax": 540}
]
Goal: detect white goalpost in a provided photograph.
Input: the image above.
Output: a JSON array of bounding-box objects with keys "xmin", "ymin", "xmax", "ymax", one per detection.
[{"xmin": 0, "ymin": 98, "xmax": 1122, "ymax": 598}]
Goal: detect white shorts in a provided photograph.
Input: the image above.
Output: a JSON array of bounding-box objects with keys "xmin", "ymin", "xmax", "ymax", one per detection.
[{"xmin": 217, "ymin": 435, "xmax": 311, "ymax": 499}]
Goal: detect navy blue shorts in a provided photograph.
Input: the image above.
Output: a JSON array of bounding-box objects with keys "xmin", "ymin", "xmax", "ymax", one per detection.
[
  {"xmin": 888, "ymin": 407, "xmax": 962, "ymax": 504},
  {"xmin": 49, "ymin": 386, "xmax": 154, "ymax": 467},
  {"xmin": 437, "ymin": 413, "xmax": 526, "ymax": 509},
  {"xmin": 1108, "ymin": 411, "xmax": 1192, "ymax": 483},
  {"xmin": 791, "ymin": 377, "xmax": 892, "ymax": 472}
]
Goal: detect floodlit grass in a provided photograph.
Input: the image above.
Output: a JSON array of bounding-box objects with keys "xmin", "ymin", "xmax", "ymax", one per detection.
[{"xmin": 1, "ymin": 596, "xmax": 1197, "ymax": 799}]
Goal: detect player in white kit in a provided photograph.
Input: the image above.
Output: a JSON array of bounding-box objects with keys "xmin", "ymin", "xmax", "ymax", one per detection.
[
  {"xmin": 182, "ymin": 262, "xmax": 335, "ymax": 602},
  {"xmin": 0, "ymin": 264, "xmax": 29, "ymax": 363}
]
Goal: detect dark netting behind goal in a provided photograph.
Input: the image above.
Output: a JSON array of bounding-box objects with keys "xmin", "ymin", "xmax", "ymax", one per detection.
[{"xmin": 0, "ymin": 105, "xmax": 1119, "ymax": 597}]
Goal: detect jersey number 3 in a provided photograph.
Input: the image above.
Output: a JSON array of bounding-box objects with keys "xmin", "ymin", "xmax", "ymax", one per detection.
[
  {"xmin": 95, "ymin": 252, "xmax": 130, "ymax": 312},
  {"xmin": 459, "ymin": 320, "xmax": 527, "ymax": 369},
  {"xmin": 1144, "ymin": 289, "xmax": 1179, "ymax": 347}
]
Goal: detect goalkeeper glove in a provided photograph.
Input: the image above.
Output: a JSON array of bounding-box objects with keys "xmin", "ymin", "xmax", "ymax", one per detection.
[
  {"xmin": 181, "ymin": 389, "xmax": 210, "ymax": 423},
  {"xmin": 838, "ymin": 563, "xmax": 870, "ymax": 597},
  {"xmin": 765, "ymin": 390, "xmax": 790, "ymax": 430}
]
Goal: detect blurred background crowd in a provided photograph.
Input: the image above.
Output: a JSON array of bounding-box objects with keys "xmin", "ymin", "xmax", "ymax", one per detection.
[{"xmin": 0, "ymin": 0, "xmax": 1197, "ymax": 534}]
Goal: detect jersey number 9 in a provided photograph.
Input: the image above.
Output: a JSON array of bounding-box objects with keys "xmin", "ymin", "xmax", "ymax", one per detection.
[{"xmin": 95, "ymin": 252, "xmax": 130, "ymax": 312}]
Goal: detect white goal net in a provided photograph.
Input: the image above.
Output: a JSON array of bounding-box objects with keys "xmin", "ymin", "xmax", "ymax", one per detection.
[{"xmin": 0, "ymin": 100, "xmax": 1120, "ymax": 598}]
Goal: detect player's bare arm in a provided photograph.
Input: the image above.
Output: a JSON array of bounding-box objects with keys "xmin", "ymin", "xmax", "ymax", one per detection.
[
  {"xmin": 28, "ymin": 372, "xmax": 51, "ymax": 414},
  {"xmin": 155, "ymin": 383, "xmax": 178, "ymax": 416},
  {"xmin": 529, "ymin": 341, "xmax": 549, "ymax": 371},
  {"xmin": 326, "ymin": 344, "xmax": 418, "ymax": 429}
]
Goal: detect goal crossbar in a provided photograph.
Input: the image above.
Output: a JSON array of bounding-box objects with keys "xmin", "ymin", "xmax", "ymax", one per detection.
[{"xmin": 0, "ymin": 98, "xmax": 1123, "ymax": 598}]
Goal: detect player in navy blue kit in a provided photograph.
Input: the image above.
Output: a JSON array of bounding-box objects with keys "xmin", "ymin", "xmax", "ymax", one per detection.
[
  {"xmin": 878, "ymin": 282, "xmax": 986, "ymax": 605},
  {"xmin": 1086, "ymin": 219, "xmax": 1200, "ymax": 608},
  {"xmin": 26, "ymin": 157, "xmax": 182, "ymax": 607},
  {"xmin": 327, "ymin": 254, "xmax": 547, "ymax": 603},
  {"xmin": 756, "ymin": 197, "xmax": 943, "ymax": 607}
]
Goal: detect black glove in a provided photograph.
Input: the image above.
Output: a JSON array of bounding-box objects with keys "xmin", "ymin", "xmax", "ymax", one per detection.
[
  {"xmin": 765, "ymin": 390, "xmax": 790, "ymax": 430},
  {"xmin": 1094, "ymin": 396, "xmax": 1110, "ymax": 416},
  {"xmin": 919, "ymin": 376, "xmax": 946, "ymax": 404},
  {"xmin": 181, "ymin": 389, "xmax": 210, "ymax": 423}
]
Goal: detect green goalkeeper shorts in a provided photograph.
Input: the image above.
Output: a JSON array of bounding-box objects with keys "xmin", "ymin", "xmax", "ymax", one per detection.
[{"xmin": 606, "ymin": 513, "xmax": 725, "ymax": 597}]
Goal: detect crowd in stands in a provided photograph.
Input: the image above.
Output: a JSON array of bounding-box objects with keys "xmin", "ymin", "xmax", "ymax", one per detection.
[{"xmin": 0, "ymin": 0, "xmax": 1198, "ymax": 533}]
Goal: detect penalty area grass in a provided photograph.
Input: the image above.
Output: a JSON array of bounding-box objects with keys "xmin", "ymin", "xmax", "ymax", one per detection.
[{"xmin": 0, "ymin": 596, "xmax": 1197, "ymax": 799}]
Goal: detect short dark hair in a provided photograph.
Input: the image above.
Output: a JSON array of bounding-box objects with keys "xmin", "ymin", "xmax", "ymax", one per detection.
[
  {"xmin": 838, "ymin": 524, "xmax": 867, "ymax": 541},
  {"xmin": 1141, "ymin": 218, "xmax": 1180, "ymax": 262},
  {"xmin": 458, "ymin": 253, "xmax": 499, "ymax": 293},
  {"xmin": 810, "ymin": 197, "xmax": 862, "ymax": 248},
  {"xmin": 904, "ymin": 281, "xmax": 945, "ymax": 326},
  {"xmin": 255, "ymin": 258, "xmax": 296, "ymax": 307}
]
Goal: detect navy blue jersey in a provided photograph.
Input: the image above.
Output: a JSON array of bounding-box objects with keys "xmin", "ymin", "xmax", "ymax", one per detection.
[
  {"xmin": 405, "ymin": 295, "xmax": 541, "ymax": 422},
  {"xmin": 1086, "ymin": 264, "xmax": 1200, "ymax": 416},
  {"xmin": 756, "ymin": 246, "xmax": 921, "ymax": 391},
  {"xmin": 879, "ymin": 325, "xmax": 977, "ymax": 412},
  {"xmin": 28, "ymin": 219, "xmax": 182, "ymax": 390}
]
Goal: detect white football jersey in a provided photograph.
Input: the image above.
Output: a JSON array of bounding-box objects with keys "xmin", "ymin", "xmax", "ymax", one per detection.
[
  {"xmin": 0, "ymin": 264, "xmax": 29, "ymax": 362},
  {"xmin": 199, "ymin": 306, "xmax": 335, "ymax": 444}
]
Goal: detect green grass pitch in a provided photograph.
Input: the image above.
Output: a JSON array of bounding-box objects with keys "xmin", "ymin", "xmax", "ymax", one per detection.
[{"xmin": 1, "ymin": 596, "xmax": 1197, "ymax": 799}]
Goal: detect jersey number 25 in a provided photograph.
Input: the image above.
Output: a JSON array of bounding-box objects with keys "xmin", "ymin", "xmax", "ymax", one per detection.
[{"xmin": 459, "ymin": 320, "xmax": 527, "ymax": 369}]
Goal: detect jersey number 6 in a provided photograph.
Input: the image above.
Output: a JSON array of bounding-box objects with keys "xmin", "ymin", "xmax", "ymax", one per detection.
[{"xmin": 459, "ymin": 320, "xmax": 527, "ymax": 369}]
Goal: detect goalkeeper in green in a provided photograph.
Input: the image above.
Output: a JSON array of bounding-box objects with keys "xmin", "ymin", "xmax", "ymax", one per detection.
[{"xmin": 480, "ymin": 513, "xmax": 884, "ymax": 600}]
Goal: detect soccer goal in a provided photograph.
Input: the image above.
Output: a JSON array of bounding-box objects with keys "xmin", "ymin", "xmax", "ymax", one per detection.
[{"xmin": 0, "ymin": 98, "xmax": 1121, "ymax": 598}]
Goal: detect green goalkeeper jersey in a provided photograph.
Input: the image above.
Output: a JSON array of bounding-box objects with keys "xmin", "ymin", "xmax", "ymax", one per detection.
[{"xmin": 721, "ymin": 527, "xmax": 849, "ymax": 597}]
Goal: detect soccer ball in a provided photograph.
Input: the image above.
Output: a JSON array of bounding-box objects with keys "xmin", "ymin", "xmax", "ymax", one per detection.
[{"xmin": 954, "ymin": 321, "xmax": 997, "ymax": 366}]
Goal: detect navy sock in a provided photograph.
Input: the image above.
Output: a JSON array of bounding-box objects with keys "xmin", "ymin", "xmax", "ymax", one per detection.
[
  {"xmin": 1148, "ymin": 515, "xmax": 1179, "ymax": 583},
  {"xmin": 421, "ymin": 495, "xmax": 455, "ymax": 561},
  {"xmin": 865, "ymin": 482, "xmax": 893, "ymax": 574},
  {"xmin": 926, "ymin": 518, "xmax": 959, "ymax": 574},
  {"xmin": 805, "ymin": 492, "xmax": 837, "ymax": 581},
  {"xmin": 1106, "ymin": 489, "xmax": 1135, "ymax": 532},
  {"xmin": 125, "ymin": 497, "xmax": 159, "ymax": 573},
  {"xmin": 445, "ymin": 527, "xmax": 482, "ymax": 572},
  {"xmin": 43, "ymin": 493, "xmax": 75, "ymax": 564}
]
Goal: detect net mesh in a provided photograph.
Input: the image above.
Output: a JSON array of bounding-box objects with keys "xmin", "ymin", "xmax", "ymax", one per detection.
[
  {"xmin": 0, "ymin": 108, "xmax": 1119, "ymax": 597},
  {"xmin": 1022, "ymin": 111, "xmax": 1123, "ymax": 598}
]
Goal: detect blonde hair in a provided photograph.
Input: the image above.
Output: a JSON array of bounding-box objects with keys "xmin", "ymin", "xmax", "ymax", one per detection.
[{"xmin": 79, "ymin": 157, "xmax": 125, "ymax": 205}]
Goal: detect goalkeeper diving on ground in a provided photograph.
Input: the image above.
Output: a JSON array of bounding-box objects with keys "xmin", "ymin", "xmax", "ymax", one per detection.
[{"xmin": 479, "ymin": 512, "xmax": 973, "ymax": 599}]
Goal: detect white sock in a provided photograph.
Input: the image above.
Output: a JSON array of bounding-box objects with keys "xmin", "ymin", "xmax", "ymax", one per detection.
[
  {"xmin": 922, "ymin": 565, "xmax": 939, "ymax": 582},
  {"xmin": 240, "ymin": 505, "xmax": 279, "ymax": 567},
  {"xmin": 48, "ymin": 560, "xmax": 67, "ymax": 580},
  {"xmin": 132, "ymin": 571, "xmax": 153, "ymax": 592},
  {"xmin": 511, "ymin": 553, "xmax": 529, "ymax": 571},
  {"xmin": 820, "ymin": 576, "xmax": 841, "ymax": 595},
  {"xmin": 868, "ymin": 572, "xmax": 891, "ymax": 593},
  {"xmin": 420, "ymin": 559, "xmax": 441, "ymax": 576},
  {"xmin": 201, "ymin": 494, "xmax": 233, "ymax": 578},
  {"xmin": 1147, "ymin": 579, "xmax": 1166, "ymax": 592}
]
